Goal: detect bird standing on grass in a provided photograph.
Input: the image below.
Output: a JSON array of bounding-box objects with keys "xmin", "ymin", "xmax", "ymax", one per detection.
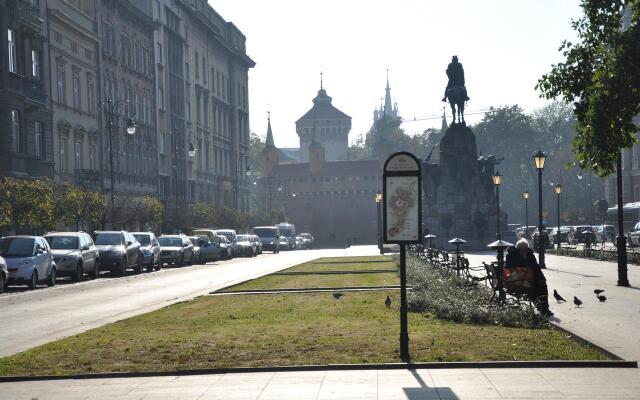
[
  {"xmin": 553, "ymin": 290, "xmax": 566, "ymax": 303},
  {"xmin": 594, "ymin": 289, "xmax": 605, "ymax": 295},
  {"xmin": 597, "ymin": 294, "xmax": 607, "ymax": 303},
  {"xmin": 385, "ymin": 295, "xmax": 392, "ymax": 308},
  {"xmin": 332, "ymin": 293, "xmax": 344, "ymax": 300},
  {"xmin": 573, "ymin": 296, "xmax": 583, "ymax": 308}
]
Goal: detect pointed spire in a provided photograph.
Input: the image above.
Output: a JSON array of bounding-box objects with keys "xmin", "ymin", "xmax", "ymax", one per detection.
[
  {"xmin": 265, "ymin": 111, "xmax": 275, "ymax": 148},
  {"xmin": 441, "ymin": 107, "xmax": 449, "ymax": 132},
  {"xmin": 384, "ymin": 69, "xmax": 392, "ymax": 117},
  {"xmin": 320, "ymin": 70, "xmax": 323, "ymax": 90}
]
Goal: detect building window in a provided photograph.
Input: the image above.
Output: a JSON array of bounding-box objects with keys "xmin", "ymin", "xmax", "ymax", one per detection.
[
  {"xmin": 156, "ymin": 42, "xmax": 162, "ymax": 64},
  {"xmin": 57, "ymin": 67, "xmax": 66, "ymax": 104},
  {"xmin": 54, "ymin": 30, "xmax": 62, "ymax": 43},
  {"xmin": 8, "ymin": 29, "xmax": 17, "ymax": 73},
  {"xmin": 195, "ymin": 52, "xmax": 199, "ymax": 79},
  {"xmin": 89, "ymin": 144, "xmax": 96, "ymax": 170},
  {"xmin": 10, "ymin": 110, "xmax": 20, "ymax": 152},
  {"xmin": 31, "ymin": 50, "xmax": 40, "ymax": 80},
  {"xmin": 158, "ymin": 87, "xmax": 164, "ymax": 109},
  {"xmin": 87, "ymin": 82, "xmax": 95, "ymax": 113},
  {"xmin": 202, "ymin": 57, "xmax": 206, "ymax": 83},
  {"xmin": 34, "ymin": 121, "xmax": 42, "ymax": 159},
  {"xmin": 75, "ymin": 141, "xmax": 81, "ymax": 170},
  {"xmin": 60, "ymin": 138, "xmax": 66, "ymax": 173},
  {"xmin": 73, "ymin": 75, "xmax": 81, "ymax": 109}
]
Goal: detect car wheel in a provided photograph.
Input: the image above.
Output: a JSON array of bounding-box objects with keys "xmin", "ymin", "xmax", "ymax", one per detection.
[
  {"xmin": 47, "ymin": 267, "xmax": 56, "ymax": 287},
  {"xmin": 155, "ymin": 256, "xmax": 162, "ymax": 271},
  {"xmin": 135, "ymin": 254, "xmax": 143, "ymax": 274},
  {"xmin": 73, "ymin": 261, "xmax": 83, "ymax": 283},
  {"xmin": 91, "ymin": 259, "xmax": 100, "ymax": 280},
  {"xmin": 28, "ymin": 270, "xmax": 38, "ymax": 290},
  {"xmin": 0, "ymin": 272, "xmax": 5, "ymax": 294},
  {"xmin": 178, "ymin": 254, "xmax": 184, "ymax": 267}
]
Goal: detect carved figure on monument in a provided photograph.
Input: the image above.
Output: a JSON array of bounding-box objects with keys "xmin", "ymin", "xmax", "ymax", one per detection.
[{"xmin": 442, "ymin": 56, "xmax": 470, "ymax": 124}]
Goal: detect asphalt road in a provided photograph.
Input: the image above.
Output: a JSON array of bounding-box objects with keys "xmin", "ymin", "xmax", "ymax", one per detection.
[{"xmin": 0, "ymin": 246, "xmax": 378, "ymax": 357}]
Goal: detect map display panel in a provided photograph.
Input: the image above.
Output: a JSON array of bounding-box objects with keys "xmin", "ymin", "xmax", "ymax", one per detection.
[{"xmin": 385, "ymin": 176, "xmax": 420, "ymax": 242}]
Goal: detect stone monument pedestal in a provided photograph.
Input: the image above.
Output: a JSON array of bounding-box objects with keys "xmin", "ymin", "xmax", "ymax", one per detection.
[{"xmin": 422, "ymin": 123, "xmax": 507, "ymax": 250}]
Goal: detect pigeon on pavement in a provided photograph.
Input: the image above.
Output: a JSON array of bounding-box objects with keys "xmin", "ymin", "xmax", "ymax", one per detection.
[
  {"xmin": 553, "ymin": 289, "xmax": 566, "ymax": 303},
  {"xmin": 594, "ymin": 289, "xmax": 605, "ymax": 295},
  {"xmin": 597, "ymin": 294, "xmax": 607, "ymax": 303},
  {"xmin": 573, "ymin": 296, "xmax": 583, "ymax": 308},
  {"xmin": 385, "ymin": 295, "xmax": 392, "ymax": 308}
]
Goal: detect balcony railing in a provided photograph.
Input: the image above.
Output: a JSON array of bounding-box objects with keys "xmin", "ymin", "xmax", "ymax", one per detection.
[
  {"xmin": 17, "ymin": 0, "xmax": 43, "ymax": 32},
  {"xmin": 24, "ymin": 79, "xmax": 47, "ymax": 104}
]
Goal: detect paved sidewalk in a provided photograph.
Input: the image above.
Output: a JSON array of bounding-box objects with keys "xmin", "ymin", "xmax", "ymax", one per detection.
[
  {"xmin": 1, "ymin": 368, "xmax": 638, "ymax": 399},
  {"xmin": 465, "ymin": 251, "xmax": 640, "ymax": 360}
]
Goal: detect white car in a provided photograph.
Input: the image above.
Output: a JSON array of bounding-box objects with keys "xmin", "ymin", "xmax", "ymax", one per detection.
[
  {"xmin": 628, "ymin": 222, "xmax": 640, "ymax": 247},
  {"xmin": 0, "ymin": 255, "xmax": 7, "ymax": 294}
]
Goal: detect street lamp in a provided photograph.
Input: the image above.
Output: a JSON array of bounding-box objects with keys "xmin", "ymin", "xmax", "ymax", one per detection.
[
  {"xmin": 534, "ymin": 149, "xmax": 547, "ymax": 268},
  {"xmin": 523, "ymin": 190, "xmax": 530, "ymax": 239},
  {"xmin": 104, "ymin": 96, "xmax": 135, "ymax": 229},
  {"xmin": 555, "ymin": 184, "xmax": 562, "ymax": 250},
  {"xmin": 493, "ymin": 171, "xmax": 502, "ymax": 240},
  {"xmin": 615, "ymin": 153, "xmax": 630, "ymax": 286},
  {"xmin": 375, "ymin": 192, "xmax": 383, "ymax": 254},
  {"xmin": 188, "ymin": 143, "xmax": 196, "ymax": 158},
  {"xmin": 424, "ymin": 233, "xmax": 437, "ymax": 260},
  {"xmin": 448, "ymin": 237, "xmax": 466, "ymax": 275},
  {"xmin": 488, "ymin": 239, "xmax": 514, "ymax": 303}
]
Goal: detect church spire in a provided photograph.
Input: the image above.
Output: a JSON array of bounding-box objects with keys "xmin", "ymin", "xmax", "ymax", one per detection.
[
  {"xmin": 441, "ymin": 107, "xmax": 449, "ymax": 132},
  {"xmin": 320, "ymin": 70, "xmax": 323, "ymax": 90},
  {"xmin": 265, "ymin": 111, "xmax": 275, "ymax": 148},
  {"xmin": 384, "ymin": 69, "xmax": 393, "ymax": 117}
]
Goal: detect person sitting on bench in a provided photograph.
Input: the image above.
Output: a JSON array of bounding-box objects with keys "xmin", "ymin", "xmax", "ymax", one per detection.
[{"xmin": 505, "ymin": 238, "xmax": 553, "ymax": 317}]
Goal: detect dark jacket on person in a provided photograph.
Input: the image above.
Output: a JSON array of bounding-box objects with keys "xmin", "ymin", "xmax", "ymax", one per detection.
[{"xmin": 505, "ymin": 247, "xmax": 546, "ymax": 285}]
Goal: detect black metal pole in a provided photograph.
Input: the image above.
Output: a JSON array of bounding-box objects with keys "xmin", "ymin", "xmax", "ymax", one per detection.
[
  {"xmin": 496, "ymin": 185, "xmax": 501, "ymax": 240},
  {"xmin": 537, "ymin": 168, "xmax": 546, "ymax": 268},
  {"xmin": 525, "ymin": 197, "xmax": 529, "ymax": 239},
  {"xmin": 497, "ymin": 246, "xmax": 506, "ymax": 303},
  {"xmin": 107, "ymin": 98, "xmax": 115, "ymax": 230},
  {"xmin": 376, "ymin": 201, "xmax": 382, "ymax": 254},
  {"xmin": 616, "ymin": 155, "xmax": 630, "ymax": 286},
  {"xmin": 399, "ymin": 243, "xmax": 409, "ymax": 361},
  {"xmin": 588, "ymin": 173, "xmax": 593, "ymax": 225},
  {"xmin": 556, "ymin": 192, "xmax": 561, "ymax": 250}
]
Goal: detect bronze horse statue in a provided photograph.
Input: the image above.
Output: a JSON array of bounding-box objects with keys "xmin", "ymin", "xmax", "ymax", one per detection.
[{"xmin": 446, "ymin": 85, "xmax": 467, "ymax": 124}]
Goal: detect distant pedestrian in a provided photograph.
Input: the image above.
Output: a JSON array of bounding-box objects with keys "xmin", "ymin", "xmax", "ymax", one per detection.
[{"xmin": 505, "ymin": 238, "xmax": 553, "ymax": 317}]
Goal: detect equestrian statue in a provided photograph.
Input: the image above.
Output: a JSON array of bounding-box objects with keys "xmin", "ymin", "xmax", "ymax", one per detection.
[{"xmin": 442, "ymin": 55, "xmax": 470, "ymax": 124}]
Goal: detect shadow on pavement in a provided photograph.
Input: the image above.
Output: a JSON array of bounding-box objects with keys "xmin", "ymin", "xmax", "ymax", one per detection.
[{"xmin": 403, "ymin": 369, "xmax": 459, "ymax": 399}]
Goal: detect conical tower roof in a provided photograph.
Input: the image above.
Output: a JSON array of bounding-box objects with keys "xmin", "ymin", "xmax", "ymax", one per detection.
[{"xmin": 265, "ymin": 111, "xmax": 276, "ymax": 149}]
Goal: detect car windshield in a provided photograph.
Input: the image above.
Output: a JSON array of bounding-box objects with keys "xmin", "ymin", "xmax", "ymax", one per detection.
[
  {"xmin": 0, "ymin": 237, "xmax": 35, "ymax": 257},
  {"xmin": 46, "ymin": 236, "xmax": 79, "ymax": 250},
  {"xmin": 94, "ymin": 233, "xmax": 122, "ymax": 246},
  {"xmin": 133, "ymin": 235, "xmax": 151, "ymax": 246},
  {"xmin": 253, "ymin": 228, "xmax": 277, "ymax": 237},
  {"xmin": 279, "ymin": 228, "xmax": 293, "ymax": 237},
  {"xmin": 189, "ymin": 238, "xmax": 201, "ymax": 246},
  {"xmin": 217, "ymin": 232, "xmax": 233, "ymax": 241},
  {"xmin": 159, "ymin": 237, "xmax": 182, "ymax": 247}
]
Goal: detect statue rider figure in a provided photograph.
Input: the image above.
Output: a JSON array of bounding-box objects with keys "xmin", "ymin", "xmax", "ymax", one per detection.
[{"xmin": 442, "ymin": 55, "xmax": 470, "ymax": 102}]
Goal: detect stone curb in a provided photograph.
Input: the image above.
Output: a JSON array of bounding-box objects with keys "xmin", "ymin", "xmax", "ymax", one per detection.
[
  {"xmin": 549, "ymin": 321, "xmax": 624, "ymax": 361},
  {"xmin": 272, "ymin": 270, "xmax": 397, "ymax": 276},
  {"xmin": 0, "ymin": 360, "xmax": 635, "ymax": 383}
]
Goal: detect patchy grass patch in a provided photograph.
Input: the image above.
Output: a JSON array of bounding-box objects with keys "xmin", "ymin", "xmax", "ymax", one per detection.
[
  {"xmin": 0, "ymin": 291, "xmax": 607, "ymax": 376},
  {"xmin": 222, "ymin": 271, "xmax": 399, "ymax": 292}
]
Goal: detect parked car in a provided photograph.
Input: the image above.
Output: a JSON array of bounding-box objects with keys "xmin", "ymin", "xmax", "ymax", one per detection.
[
  {"xmin": 159, "ymin": 235, "xmax": 194, "ymax": 266},
  {"xmin": 594, "ymin": 224, "xmax": 615, "ymax": 243},
  {"xmin": 252, "ymin": 226, "xmax": 280, "ymax": 253},
  {"xmin": 215, "ymin": 230, "xmax": 238, "ymax": 258},
  {"xmin": 278, "ymin": 235, "xmax": 290, "ymax": 250},
  {"xmin": 94, "ymin": 231, "xmax": 143, "ymax": 276},
  {"xmin": 45, "ymin": 231, "xmax": 100, "ymax": 281},
  {"xmin": 569, "ymin": 225, "xmax": 595, "ymax": 244},
  {"xmin": 218, "ymin": 236, "xmax": 232, "ymax": 259},
  {"xmin": 549, "ymin": 226, "xmax": 573, "ymax": 245},
  {"xmin": 628, "ymin": 222, "xmax": 640, "ymax": 247},
  {"xmin": 1, "ymin": 236, "xmax": 56, "ymax": 290},
  {"xmin": 532, "ymin": 229, "xmax": 551, "ymax": 251},
  {"xmin": 197, "ymin": 238, "xmax": 223, "ymax": 262},
  {"xmin": 515, "ymin": 226, "xmax": 536, "ymax": 240},
  {"xmin": 276, "ymin": 223, "xmax": 296, "ymax": 250},
  {"xmin": 236, "ymin": 234, "xmax": 256, "ymax": 257},
  {"xmin": 295, "ymin": 236, "xmax": 304, "ymax": 249},
  {"xmin": 299, "ymin": 233, "xmax": 314, "ymax": 249},
  {"xmin": 191, "ymin": 229, "xmax": 218, "ymax": 243},
  {"xmin": 0, "ymin": 255, "xmax": 7, "ymax": 294},
  {"xmin": 251, "ymin": 235, "xmax": 263, "ymax": 255},
  {"xmin": 132, "ymin": 232, "xmax": 161, "ymax": 272}
]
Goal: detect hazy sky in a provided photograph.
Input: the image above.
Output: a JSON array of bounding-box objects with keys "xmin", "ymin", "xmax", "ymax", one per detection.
[{"xmin": 212, "ymin": 0, "xmax": 582, "ymax": 148}]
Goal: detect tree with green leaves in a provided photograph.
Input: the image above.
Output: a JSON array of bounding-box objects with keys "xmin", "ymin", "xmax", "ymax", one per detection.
[
  {"xmin": 55, "ymin": 183, "xmax": 105, "ymax": 231},
  {"xmin": 536, "ymin": 0, "xmax": 640, "ymax": 176},
  {"xmin": 0, "ymin": 177, "xmax": 55, "ymax": 234}
]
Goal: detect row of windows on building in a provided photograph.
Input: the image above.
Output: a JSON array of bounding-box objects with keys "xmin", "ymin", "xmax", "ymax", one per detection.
[
  {"xmin": 102, "ymin": 23, "xmax": 154, "ymax": 80},
  {"xmin": 275, "ymin": 175, "xmax": 382, "ymax": 185},
  {"xmin": 52, "ymin": 29, "xmax": 94, "ymax": 62},
  {"xmin": 7, "ymin": 29, "xmax": 41, "ymax": 81},
  {"xmin": 302, "ymin": 127, "xmax": 349, "ymax": 136},
  {"xmin": 9, "ymin": 110, "xmax": 42, "ymax": 157},
  {"xmin": 157, "ymin": 132, "xmax": 240, "ymax": 177},
  {"xmin": 56, "ymin": 65, "xmax": 96, "ymax": 114},
  {"xmin": 273, "ymin": 190, "xmax": 381, "ymax": 197},
  {"xmin": 58, "ymin": 138, "xmax": 97, "ymax": 173},
  {"xmin": 102, "ymin": 76, "xmax": 153, "ymax": 126}
]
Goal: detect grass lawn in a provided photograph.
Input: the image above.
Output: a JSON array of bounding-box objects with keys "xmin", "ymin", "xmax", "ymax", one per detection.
[
  {"xmin": 311, "ymin": 256, "xmax": 392, "ymax": 263},
  {"xmin": 285, "ymin": 260, "xmax": 397, "ymax": 273},
  {"xmin": 0, "ymin": 291, "xmax": 607, "ymax": 376}
]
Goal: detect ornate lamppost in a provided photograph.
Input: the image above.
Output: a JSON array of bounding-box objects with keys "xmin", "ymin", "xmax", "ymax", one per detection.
[
  {"xmin": 523, "ymin": 190, "xmax": 529, "ymax": 239},
  {"xmin": 375, "ymin": 192, "xmax": 383, "ymax": 254},
  {"xmin": 555, "ymin": 184, "xmax": 562, "ymax": 250},
  {"xmin": 534, "ymin": 149, "xmax": 547, "ymax": 268},
  {"xmin": 103, "ymin": 97, "xmax": 136, "ymax": 229},
  {"xmin": 493, "ymin": 171, "xmax": 502, "ymax": 240}
]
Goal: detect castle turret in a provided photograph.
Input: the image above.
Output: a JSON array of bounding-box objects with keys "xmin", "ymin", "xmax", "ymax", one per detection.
[{"xmin": 309, "ymin": 119, "xmax": 325, "ymax": 175}]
